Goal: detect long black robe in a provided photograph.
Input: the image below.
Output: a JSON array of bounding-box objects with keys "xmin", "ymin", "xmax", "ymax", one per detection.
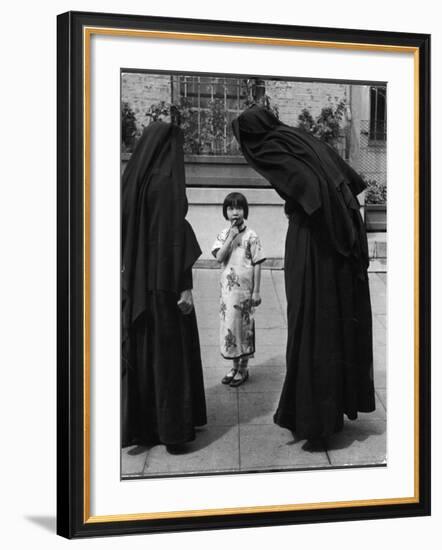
[
  {"xmin": 232, "ymin": 106, "xmax": 375, "ymax": 439},
  {"xmin": 122, "ymin": 121, "xmax": 207, "ymax": 447}
]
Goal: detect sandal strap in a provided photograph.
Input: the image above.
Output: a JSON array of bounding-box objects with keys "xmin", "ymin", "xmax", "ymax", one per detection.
[{"xmin": 232, "ymin": 368, "xmax": 248, "ymax": 380}]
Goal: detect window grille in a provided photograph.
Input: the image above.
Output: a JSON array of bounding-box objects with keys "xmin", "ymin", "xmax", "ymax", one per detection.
[
  {"xmin": 360, "ymin": 119, "xmax": 387, "ymax": 187},
  {"xmin": 369, "ymin": 86, "xmax": 387, "ymax": 141},
  {"xmin": 172, "ymin": 76, "xmax": 248, "ymax": 155}
]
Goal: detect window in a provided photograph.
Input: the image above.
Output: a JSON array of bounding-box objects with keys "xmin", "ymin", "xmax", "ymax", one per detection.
[
  {"xmin": 172, "ymin": 76, "xmax": 248, "ymax": 155},
  {"xmin": 369, "ymin": 86, "xmax": 387, "ymax": 141}
]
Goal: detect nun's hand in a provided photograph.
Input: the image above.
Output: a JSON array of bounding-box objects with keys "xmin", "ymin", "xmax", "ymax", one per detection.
[{"xmin": 177, "ymin": 289, "xmax": 194, "ymax": 315}]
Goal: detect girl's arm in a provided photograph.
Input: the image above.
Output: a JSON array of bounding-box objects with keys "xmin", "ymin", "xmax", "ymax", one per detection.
[
  {"xmin": 215, "ymin": 226, "xmax": 239, "ymax": 263},
  {"xmin": 251, "ymin": 263, "xmax": 262, "ymax": 306}
]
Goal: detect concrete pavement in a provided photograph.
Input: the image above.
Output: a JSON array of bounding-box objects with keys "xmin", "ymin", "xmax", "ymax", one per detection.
[{"xmin": 122, "ymin": 268, "xmax": 386, "ymax": 478}]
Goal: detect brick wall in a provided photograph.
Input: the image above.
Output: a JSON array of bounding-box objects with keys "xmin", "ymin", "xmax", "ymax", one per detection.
[
  {"xmin": 122, "ymin": 74, "xmax": 349, "ymax": 131},
  {"xmin": 121, "ymin": 73, "xmax": 172, "ymax": 130},
  {"xmin": 266, "ymin": 81, "xmax": 349, "ymax": 126},
  {"xmin": 120, "ymin": 76, "xmax": 376, "ymax": 262}
]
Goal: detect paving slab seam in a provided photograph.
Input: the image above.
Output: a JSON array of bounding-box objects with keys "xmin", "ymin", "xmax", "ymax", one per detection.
[
  {"xmin": 236, "ymin": 388, "xmax": 242, "ymax": 471},
  {"xmin": 325, "ymin": 449, "xmax": 332, "ymax": 465},
  {"xmin": 270, "ymin": 269, "xmax": 288, "ymax": 322},
  {"xmin": 142, "ymin": 449, "xmax": 150, "ymax": 473}
]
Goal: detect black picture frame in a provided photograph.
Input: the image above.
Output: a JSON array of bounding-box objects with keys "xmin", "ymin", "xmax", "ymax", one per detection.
[{"xmin": 57, "ymin": 10, "xmax": 431, "ymax": 539}]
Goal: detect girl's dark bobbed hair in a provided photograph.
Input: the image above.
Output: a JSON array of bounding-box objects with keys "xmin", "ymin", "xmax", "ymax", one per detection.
[{"xmin": 222, "ymin": 192, "xmax": 249, "ymax": 220}]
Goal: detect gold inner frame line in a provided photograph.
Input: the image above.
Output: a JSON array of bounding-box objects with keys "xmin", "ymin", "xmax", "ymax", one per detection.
[{"xmin": 82, "ymin": 26, "xmax": 420, "ymax": 524}]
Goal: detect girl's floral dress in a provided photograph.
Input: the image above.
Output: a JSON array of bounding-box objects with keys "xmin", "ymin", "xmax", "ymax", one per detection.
[{"xmin": 211, "ymin": 226, "xmax": 265, "ymax": 359}]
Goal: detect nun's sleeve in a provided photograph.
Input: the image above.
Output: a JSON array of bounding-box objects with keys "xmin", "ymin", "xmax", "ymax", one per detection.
[
  {"xmin": 247, "ymin": 152, "xmax": 323, "ymax": 216},
  {"xmin": 278, "ymin": 165, "xmax": 322, "ymax": 215},
  {"xmin": 329, "ymin": 147, "xmax": 367, "ymax": 197}
]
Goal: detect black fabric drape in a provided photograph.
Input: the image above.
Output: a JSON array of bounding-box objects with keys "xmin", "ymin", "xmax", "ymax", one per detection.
[
  {"xmin": 233, "ymin": 106, "xmax": 375, "ymax": 439},
  {"xmin": 232, "ymin": 106, "xmax": 369, "ymax": 274},
  {"xmin": 121, "ymin": 121, "xmax": 206, "ymax": 447},
  {"xmin": 122, "ymin": 122, "xmax": 202, "ymax": 345},
  {"xmin": 123, "ymin": 294, "xmax": 206, "ymax": 447}
]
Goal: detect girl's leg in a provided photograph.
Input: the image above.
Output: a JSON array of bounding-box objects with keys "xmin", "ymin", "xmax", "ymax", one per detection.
[
  {"xmin": 221, "ymin": 358, "xmax": 239, "ymax": 385},
  {"xmin": 239, "ymin": 357, "xmax": 248, "ymax": 374},
  {"xmin": 230, "ymin": 356, "xmax": 249, "ymax": 387}
]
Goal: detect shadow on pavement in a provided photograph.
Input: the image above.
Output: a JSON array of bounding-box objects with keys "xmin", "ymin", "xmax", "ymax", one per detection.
[
  {"xmin": 325, "ymin": 420, "xmax": 386, "ymax": 451},
  {"xmin": 186, "ymin": 382, "xmax": 238, "ymax": 452},
  {"xmin": 127, "ymin": 444, "xmax": 151, "ymax": 456}
]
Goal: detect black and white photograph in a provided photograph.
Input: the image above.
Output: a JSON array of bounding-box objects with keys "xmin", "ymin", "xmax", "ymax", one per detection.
[
  {"xmin": 53, "ymin": 9, "xmax": 430, "ymax": 538},
  {"xmin": 0, "ymin": 0, "xmax": 437, "ymax": 544},
  {"xmin": 121, "ymin": 71, "xmax": 387, "ymax": 479}
]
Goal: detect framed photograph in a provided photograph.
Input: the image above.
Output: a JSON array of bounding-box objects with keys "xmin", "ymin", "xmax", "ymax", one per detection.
[{"xmin": 57, "ymin": 11, "xmax": 431, "ymax": 538}]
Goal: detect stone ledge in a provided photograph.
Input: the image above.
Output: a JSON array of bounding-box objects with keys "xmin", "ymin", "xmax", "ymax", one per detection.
[
  {"xmin": 187, "ymin": 187, "xmax": 285, "ymax": 205},
  {"xmin": 194, "ymin": 255, "xmax": 386, "ymax": 272},
  {"xmin": 367, "ymin": 233, "xmax": 387, "ymax": 259}
]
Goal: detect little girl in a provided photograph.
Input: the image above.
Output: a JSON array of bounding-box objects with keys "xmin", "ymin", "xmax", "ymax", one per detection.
[{"xmin": 211, "ymin": 192, "xmax": 266, "ymax": 387}]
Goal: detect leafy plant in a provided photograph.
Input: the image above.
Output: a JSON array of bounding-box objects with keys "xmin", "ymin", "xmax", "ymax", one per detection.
[
  {"xmin": 145, "ymin": 100, "xmax": 170, "ymax": 122},
  {"xmin": 297, "ymin": 99, "xmax": 346, "ymax": 148},
  {"xmin": 297, "ymin": 108, "xmax": 316, "ymax": 133},
  {"xmin": 141, "ymin": 80, "xmax": 281, "ymax": 155},
  {"xmin": 202, "ymin": 99, "xmax": 227, "ymax": 154},
  {"xmin": 145, "ymin": 99, "xmax": 200, "ymax": 153},
  {"xmin": 364, "ymin": 179, "xmax": 387, "ymax": 204},
  {"xmin": 145, "ymin": 98, "xmax": 232, "ymax": 155},
  {"xmin": 175, "ymin": 97, "xmax": 202, "ymax": 154},
  {"xmin": 121, "ymin": 102, "xmax": 138, "ymax": 152}
]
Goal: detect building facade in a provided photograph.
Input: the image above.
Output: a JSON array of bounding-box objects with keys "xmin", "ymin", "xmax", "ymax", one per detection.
[{"xmin": 122, "ymin": 73, "xmax": 386, "ymax": 263}]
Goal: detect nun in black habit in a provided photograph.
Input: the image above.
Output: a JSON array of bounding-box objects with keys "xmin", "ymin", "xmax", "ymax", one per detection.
[
  {"xmin": 232, "ymin": 106, "xmax": 375, "ymax": 441},
  {"xmin": 122, "ymin": 119, "xmax": 207, "ymax": 449}
]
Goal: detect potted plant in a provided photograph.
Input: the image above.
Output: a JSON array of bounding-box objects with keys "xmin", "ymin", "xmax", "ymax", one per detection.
[{"xmin": 364, "ymin": 179, "xmax": 387, "ymax": 232}]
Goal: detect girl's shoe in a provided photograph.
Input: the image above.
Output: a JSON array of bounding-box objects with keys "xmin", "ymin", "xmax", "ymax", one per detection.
[
  {"xmin": 221, "ymin": 367, "xmax": 238, "ymax": 385},
  {"xmin": 229, "ymin": 369, "xmax": 249, "ymax": 387}
]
